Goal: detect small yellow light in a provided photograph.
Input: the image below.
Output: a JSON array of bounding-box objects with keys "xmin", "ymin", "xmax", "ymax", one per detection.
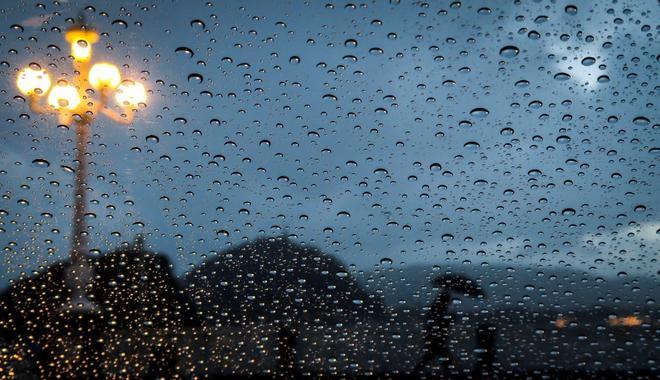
[
  {"xmin": 16, "ymin": 66, "xmax": 51, "ymax": 96},
  {"xmin": 608, "ymin": 315, "xmax": 643, "ymax": 327},
  {"xmin": 115, "ymin": 80, "xmax": 147, "ymax": 107},
  {"xmin": 65, "ymin": 29, "xmax": 98, "ymax": 62},
  {"xmin": 47, "ymin": 84, "xmax": 81, "ymax": 110},
  {"xmin": 88, "ymin": 63, "xmax": 121, "ymax": 90},
  {"xmin": 71, "ymin": 40, "xmax": 91, "ymax": 61}
]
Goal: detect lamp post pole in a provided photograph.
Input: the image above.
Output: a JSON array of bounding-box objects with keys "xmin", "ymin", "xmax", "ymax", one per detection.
[
  {"xmin": 64, "ymin": 27, "xmax": 97, "ymax": 311},
  {"xmin": 15, "ymin": 15, "xmax": 147, "ymax": 312},
  {"xmin": 15, "ymin": 14, "xmax": 148, "ymax": 376},
  {"xmin": 66, "ymin": 117, "xmax": 95, "ymax": 310},
  {"xmin": 71, "ymin": 119, "xmax": 90, "ymax": 266}
]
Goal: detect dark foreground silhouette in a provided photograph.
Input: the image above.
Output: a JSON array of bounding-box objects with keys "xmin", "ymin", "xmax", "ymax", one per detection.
[
  {"xmin": 0, "ymin": 238, "xmax": 198, "ymax": 378},
  {"xmin": 184, "ymin": 237, "xmax": 384, "ymax": 326},
  {"xmin": 414, "ymin": 274, "xmax": 487, "ymax": 376},
  {"xmin": 0, "ymin": 236, "xmax": 656, "ymax": 379}
]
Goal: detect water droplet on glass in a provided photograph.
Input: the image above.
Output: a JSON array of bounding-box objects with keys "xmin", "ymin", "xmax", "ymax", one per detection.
[
  {"xmin": 61, "ymin": 165, "xmax": 75, "ymax": 173},
  {"xmin": 534, "ymin": 15, "xmax": 549, "ymax": 24},
  {"xmin": 470, "ymin": 108, "xmax": 489, "ymax": 118},
  {"xmin": 499, "ymin": 45, "xmax": 519, "ymax": 58},
  {"xmin": 515, "ymin": 80, "xmax": 530, "ymax": 88},
  {"xmin": 188, "ymin": 73, "xmax": 203, "ymax": 83},
  {"xmin": 429, "ymin": 163, "xmax": 442, "ymax": 172},
  {"xmin": 441, "ymin": 234, "xmax": 454, "ymax": 241},
  {"xmin": 31, "ymin": 158, "xmax": 50, "ymax": 168},
  {"xmin": 145, "ymin": 135, "xmax": 159, "ymax": 143},
  {"xmin": 175, "ymin": 46, "xmax": 194, "ymax": 58},
  {"xmin": 581, "ymin": 57, "xmax": 596, "ymax": 66},
  {"xmin": 344, "ymin": 39, "xmax": 358, "ymax": 48},
  {"xmin": 190, "ymin": 19, "xmax": 206, "ymax": 30},
  {"xmin": 500, "ymin": 127, "xmax": 514, "ymax": 136},
  {"xmin": 111, "ymin": 19, "xmax": 128, "ymax": 28}
]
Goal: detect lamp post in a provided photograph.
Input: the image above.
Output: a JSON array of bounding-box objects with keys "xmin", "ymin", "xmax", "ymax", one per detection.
[{"xmin": 16, "ymin": 17, "xmax": 147, "ymax": 312}]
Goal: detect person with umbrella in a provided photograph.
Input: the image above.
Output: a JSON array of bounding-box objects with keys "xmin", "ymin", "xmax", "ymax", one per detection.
[{"xmin": 414, "ymin": 273, "xmax": 486, "ymax": 376}]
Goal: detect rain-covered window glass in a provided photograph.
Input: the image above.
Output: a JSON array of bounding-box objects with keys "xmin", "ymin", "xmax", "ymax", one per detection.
[{"xmin": 0, "ymin": 1, "xmax": 658, "ymax": 378}]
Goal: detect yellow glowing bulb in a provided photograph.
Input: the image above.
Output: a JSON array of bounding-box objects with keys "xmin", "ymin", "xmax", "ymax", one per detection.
[
  {"xmin": 65, "ymin": 29, "xmax": 98, "ymax": 62},
  {"xmin": 16, "ymin": 66, "xmax": 51, "ymax": 96},
  {"xmin": 71, "ymin": 40, "xmax": 92, "ymax": 61},
  {"xmin": 89, "ymin": 63, "xmax": 121, "ymax": 90},
  {"xmin": 47, "ymin": 84, "xmax": 80, "ymax": 110},
  {"xmin": 115, "ymin": 80, "xmax": 147, "ymax": 107}
]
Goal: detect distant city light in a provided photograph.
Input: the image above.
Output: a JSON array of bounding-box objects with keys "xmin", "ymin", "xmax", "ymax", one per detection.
[{"xmin": 608, "ymin": 316, "xmax": 643, "ymax": 327}]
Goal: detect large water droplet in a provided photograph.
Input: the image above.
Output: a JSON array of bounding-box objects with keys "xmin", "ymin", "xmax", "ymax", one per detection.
[
  {"xmin": 581, "ymin": 57, "xmax": 596, "ymax": 66},
  {"xmin": 190, "ymin": 19, "xmax": 206, "ymax": 30},
  {"xmin": 175, "ymin": 46, "xmax": 194, "ymax": 58},
  {"xmin": 470, "ymin": 108, "xmax": 490, "ymax": 118},
  {"xmin": 32, "ymin": 158, "xmax": 50, "ymax": 168},
  {"xmin": 499, "ymin": 45, "xmax": 519, "ymax": 58},
  {"xmin": 188, "ymin": 73, "xmax": 203, "ymax": 83},
  {"xmin": 111, "ymin": 19, "xmax": 128, "ymax": 29}
]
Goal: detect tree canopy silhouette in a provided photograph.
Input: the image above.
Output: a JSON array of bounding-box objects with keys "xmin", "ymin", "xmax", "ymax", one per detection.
[{"xmin": 185, "ymin": 236, "xmax": 384, "ymax": 327}]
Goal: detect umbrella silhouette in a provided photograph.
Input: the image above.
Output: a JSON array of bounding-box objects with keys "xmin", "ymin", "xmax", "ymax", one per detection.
[
  {"xmin": 414, "ymin": 273, "xmax": 486, "ymax": 376},
  {"xmin": 433, "ymin": 273, "xmax": 486, "ymax": 297}
]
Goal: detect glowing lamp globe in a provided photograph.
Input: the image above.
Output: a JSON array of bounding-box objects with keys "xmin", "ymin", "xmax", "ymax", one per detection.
[
  {"xmin": 65, "ymin": 28, "xmax": 99, "ymax": 62},
  {"xmin": 47, "ymin": 84, "xmax": 81, "ymax": 110},
  {"xmin": 115, "ymin": 81, "xmax": 147, "ymax": 107},
  {"xmin": 17, "ymin": 66, "xmax": 51, "ymax": 96},
  {"xmin": 89, "ymin": 63, "xmax": 121, "ymax": 90}
]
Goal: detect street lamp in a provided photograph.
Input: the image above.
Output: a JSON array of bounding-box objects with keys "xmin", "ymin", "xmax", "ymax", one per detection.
[{"xmin": 15, "ymin": 17, "xmax": 147, "ymax": 312}]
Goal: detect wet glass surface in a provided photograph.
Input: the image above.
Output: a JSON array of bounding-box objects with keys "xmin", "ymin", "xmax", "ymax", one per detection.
[{"xmin": 0, "ymin": 1, "xmax": 658, "ymax": 378}]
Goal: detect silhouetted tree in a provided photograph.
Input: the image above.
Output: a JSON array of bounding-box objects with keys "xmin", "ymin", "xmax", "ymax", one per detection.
[
  {"xmin": 0, "ymin": 237, "xmax": 198, "ymax": 378},
  {"xmin": 184, "ymin": 236, "xmax": 383, "ymax": 327}
]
